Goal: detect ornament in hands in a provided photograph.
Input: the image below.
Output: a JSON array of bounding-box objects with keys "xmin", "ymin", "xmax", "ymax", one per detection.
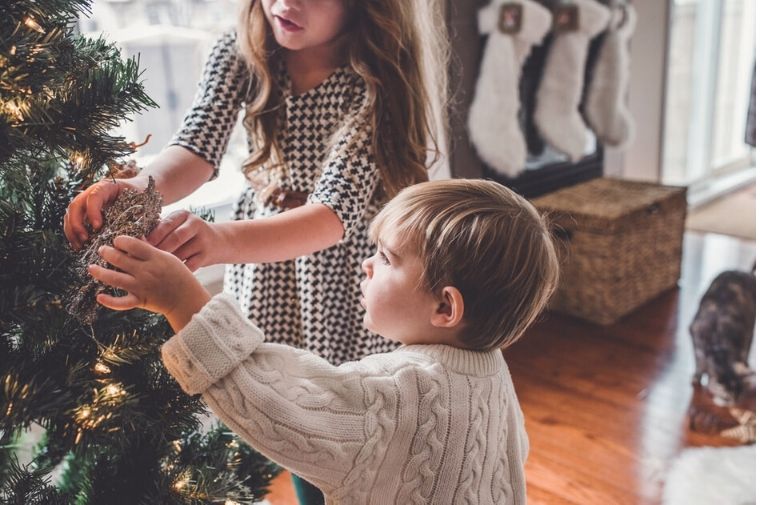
[
  {"xmin": 534, "ymin": 0, "xmax": 610, "ymax": 161},
  {"xmin": 88, "ymin": 234, "xmax": 211, "ymax": 332},
  {"xmin": 67, "ymin": 176, "xmax": 162, "ymax": 324},
  {"xmin": 468, "ymin": 0, "xmax": 552, "ymax": 177}
]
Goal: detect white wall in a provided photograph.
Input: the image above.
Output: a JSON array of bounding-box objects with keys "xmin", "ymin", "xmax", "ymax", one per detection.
[{"xmin": 605, "ymin": 1, "xmax": 671, "ymax": 182}]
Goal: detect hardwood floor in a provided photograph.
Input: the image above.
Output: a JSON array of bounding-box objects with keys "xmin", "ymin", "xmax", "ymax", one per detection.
[
  {"xmin": 264, "ymin": 232, "xmax": 756, "ymax": 505},
  {"xmin": 506, "ymin": 232, "xmax": 755, "ymax": 505}
]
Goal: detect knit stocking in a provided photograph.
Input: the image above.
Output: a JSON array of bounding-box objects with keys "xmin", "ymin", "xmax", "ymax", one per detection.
[
  {"xmin": 468, "ymin": 0, "xmax": 552, "ymax": 177},
  {"xmin": 534, "ymin": 0, "xmax": 610, "ymax": 161},
  {"xmin": 584, "ymin": 1, "xmax": 637, "ymax": 147}
]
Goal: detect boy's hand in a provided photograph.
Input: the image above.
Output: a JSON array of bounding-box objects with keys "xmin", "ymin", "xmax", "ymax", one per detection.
[
  {"xmin": 147, "ymin": 210, "xmax": 223, "ymax": 272},
  {"xmin": 64, "ymin": 177, "xmax": 149, "ymax": 250},
  {"xmin": 88, "ymin": 235, "xmax": 211, "ymax": 331}
]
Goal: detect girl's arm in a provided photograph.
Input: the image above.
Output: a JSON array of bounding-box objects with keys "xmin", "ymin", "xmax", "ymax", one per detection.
[
  {"xmin": 133, "ymin": 145, "xmax": 215, "ymax": 205},
  {"xmin": 215, "ymin": 203, "xmax": 344, "ymax": 263},
  {"xmin": 147, "ymin": 201, "xmax": 344, "ymax": 270},
  {"xmin": 151, "ymin": 72, "xmax": 379, "ymax": 267},
  {"xmin": 63, "ymin": 147, "xmax": 213, "ymax": 249},
  {"xmin": 209, "ymin": 108, "xmax": 380, "ymax": 263},
  {"xmin": 65, "ymin": 30, "xmax": 245, "ymax": 249}
]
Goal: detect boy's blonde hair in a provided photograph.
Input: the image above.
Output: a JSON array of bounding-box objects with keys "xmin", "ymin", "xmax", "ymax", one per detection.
[
  {"xmin": 370, "ymin": 179, "xmax": 560, "ymax": 351},
  {"xmin": 236, "ymin": 0, "xmax": 449, "ymax": 199}
]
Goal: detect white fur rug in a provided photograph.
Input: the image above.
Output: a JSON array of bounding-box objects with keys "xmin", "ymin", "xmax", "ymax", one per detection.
[{"xmin": 663, "ymin": 445, "xmax": 756, "ymax": 505}]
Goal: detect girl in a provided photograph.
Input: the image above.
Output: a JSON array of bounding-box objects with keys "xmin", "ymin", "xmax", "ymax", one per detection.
[{"xmin": 64, "ymin": 0, "xmax": 449, "ymax": 502}]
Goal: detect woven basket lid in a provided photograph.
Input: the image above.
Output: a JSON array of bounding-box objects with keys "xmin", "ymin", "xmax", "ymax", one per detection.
[{"xmin": 531, "ymin": 178, "xmax": 687, "ymax": 232}]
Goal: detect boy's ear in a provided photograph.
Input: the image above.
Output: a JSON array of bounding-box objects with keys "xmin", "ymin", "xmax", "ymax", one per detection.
[{"xmin": 431, "ymin": 286, "xmax": 465, "ymax": 329}]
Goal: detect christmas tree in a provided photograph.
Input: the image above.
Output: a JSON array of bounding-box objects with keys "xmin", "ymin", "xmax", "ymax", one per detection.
[{"xmin": 0, "ymin": 1, "xmax": 279, "ymax": 502}]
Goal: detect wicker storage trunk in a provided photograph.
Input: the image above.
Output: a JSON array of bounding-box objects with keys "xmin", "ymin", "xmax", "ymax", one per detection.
[{"xmin": 532, "ymin": 178, "xmax": 687, "ymax": 325}]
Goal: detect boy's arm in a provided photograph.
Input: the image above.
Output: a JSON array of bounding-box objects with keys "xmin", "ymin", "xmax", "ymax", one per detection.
[{"xmin": 161, "ymin": 294, "xmax": 397, "ymax": 493}]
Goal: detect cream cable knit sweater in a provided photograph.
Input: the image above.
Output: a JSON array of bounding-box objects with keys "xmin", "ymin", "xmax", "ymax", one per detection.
[{"xmin": 161, "ymin": 294, "xmax": 529, "ymax": 504}]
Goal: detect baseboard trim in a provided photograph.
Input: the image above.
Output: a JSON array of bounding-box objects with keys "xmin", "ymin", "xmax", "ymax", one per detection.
[{"xmin": 686, "ymin": 166, "xmax": 756, "ymax": 208}]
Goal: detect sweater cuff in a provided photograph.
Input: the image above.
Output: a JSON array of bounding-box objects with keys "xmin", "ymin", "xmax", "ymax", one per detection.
[{"xmin": 161, "ymin": 293, "xmax": 264, "ymax": 395}]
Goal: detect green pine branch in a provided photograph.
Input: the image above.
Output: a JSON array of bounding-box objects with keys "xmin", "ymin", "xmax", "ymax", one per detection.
[{"xmin": 1, "ymin": 0, "xmax": 279, "ymax": 501}]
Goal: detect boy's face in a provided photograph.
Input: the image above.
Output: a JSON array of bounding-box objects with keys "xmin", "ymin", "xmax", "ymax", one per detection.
[
  {"xmin": 262, "ymin": 0, "xmax": 348, "ymax": 52},
  {"xmin": 360, "ymin": 230, "xmax": 440, "ymax": 344}
]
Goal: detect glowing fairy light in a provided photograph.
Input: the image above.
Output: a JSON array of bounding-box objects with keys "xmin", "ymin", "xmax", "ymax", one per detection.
[
  {"xmin": 172, "ymin": 469, "xmax": 195, "ymax": 493},
  {"xmin": 94, "ymin": 362, "xmax": 111, "ymax": 375},
  {"xmin": 24, "ymin": 16, "xmax": 45, "ymax": 33},
  {"xmin": 225, "ymin": 500, "xmax": 241, "ymax": 505},
  {"xmin": 101, "ymin": 347, "xmax": 118, "ymax": 361},
  {"xmin": 77, "ymin": 406, "xmax": 92, "ymax": 422},
  {"xmin": 172, "ymin": 440, "xmax": 182, "ymax": 452},
  {"xmin": 71, "ymin": 153, "xmax": 86, "ymax": 166},
  {"xmin": 105, "ymin": 383, "xmax": 125, "ymax": 397},
  {"xmin": 3, "ymin": 100, "xmax": 25, "ymax": 121}
]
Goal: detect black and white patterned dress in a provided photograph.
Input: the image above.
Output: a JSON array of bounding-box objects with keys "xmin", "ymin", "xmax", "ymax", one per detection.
[{"xmin": 170, "ymin": 31, "xmax": 397, "ymax": 365}]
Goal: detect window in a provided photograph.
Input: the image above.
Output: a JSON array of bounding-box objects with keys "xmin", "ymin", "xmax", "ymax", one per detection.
[
  {"xmin": 662, "ymin": 0, "xmax": 755, "ymax": 188},
  {"xmin": 78, "ymin": 0, "xmax": 246, "ymax": 215}
]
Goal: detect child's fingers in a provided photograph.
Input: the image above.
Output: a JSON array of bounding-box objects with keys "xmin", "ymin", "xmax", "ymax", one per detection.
[
  {"xmin": 98, "ymin": 245, "xmax": 140, "ymax": 273},
  {"xmin": 153, "ymin": 219, "xmax": 195, "ymax": 254},
  {"xmin": 96, "ymin": 291, "xmax": 141, "ymax": 311},
  {"xmin": 63, "ymin": 198, "xmax": 88, "ymax": 249},
  {"xmin": 147, "ymin": 210, "xmax": 190, "ymax": 250},
  {"xmin": 184, "ymin": 254, "xmax": 204, "ymax": 273},
  {"xmin": 88, "ymin": 264, "xmax": 135, "ymax": 291},
  {"xmin": 112, "ymin": 235, "xmax": 155, "ymax": 260},
  {"xmin": 85, "ymin": 181, "xmax": 119, "ymax": 231},
  {"xmin": 173, "ymin": 237, "xmax": 200, "ymax": 263}
]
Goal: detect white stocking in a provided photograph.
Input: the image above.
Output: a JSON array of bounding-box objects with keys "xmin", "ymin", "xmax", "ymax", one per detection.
[
  {"xmin": 468, "ymin": 0, "xmax": 552, "ymax": 177},
  {"xmin": 534, "ymin": 0, "xmax": 610, "ymax": 161},
  {"xmin": 584, "ymin": 1, "xmax": 637, "ymax": 147}
]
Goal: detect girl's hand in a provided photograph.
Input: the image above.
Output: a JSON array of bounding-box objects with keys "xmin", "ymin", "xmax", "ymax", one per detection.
[
  {"xmin": 64, "ymin": 177, "xmax": 149, "ymax": 250},
  {"xmin": 147, "ymin": 210, "xmax": 223, "ymax": 272},
  {"xmin": 88, "ymin": 235, "xmax": 211, "ymax": 331}
]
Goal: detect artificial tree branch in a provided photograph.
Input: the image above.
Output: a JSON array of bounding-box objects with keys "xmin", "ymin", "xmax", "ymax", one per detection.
[{"xmin": 67, "ymin": 176, "xmax": 162, "ymax": 324}]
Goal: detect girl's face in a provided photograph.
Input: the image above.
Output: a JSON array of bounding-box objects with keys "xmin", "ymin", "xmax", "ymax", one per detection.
[{"xmin": 262, "ymin": 0, "xmax": 349, "ymax": 52}]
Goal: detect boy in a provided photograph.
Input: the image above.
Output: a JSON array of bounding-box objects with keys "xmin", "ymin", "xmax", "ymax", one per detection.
[{"xmin": 89, "ymin": 179, "xmax": 559, "ymax": 504}]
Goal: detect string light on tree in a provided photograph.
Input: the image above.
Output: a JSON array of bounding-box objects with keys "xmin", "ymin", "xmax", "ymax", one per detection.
[
  {"xmin": 3, "ymin": 100, "xmax": 27, "ymax": 121},
  {"xmin": 173, "ymin": 471, "xmax": 191, "ymax": 492},
  {"xmin": 93, "ymin": 362, "xmax": 111, "ymax": 375},
  {"xmin": 104, "ymin": 383, "xmax": 125, "ymax": 398},
  {"xmin": 70, "ymin": 152, "xmax": 87, "ymax": 168},
  {"xmin": 1, "ymin": 0, "xmax": 279, "ymax": 499},
  {"xmin": 23, "ymin": 16, "xmax": 45, "ymax": 33}
]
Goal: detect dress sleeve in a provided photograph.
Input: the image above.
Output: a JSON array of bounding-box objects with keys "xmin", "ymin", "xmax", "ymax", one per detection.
[
  {"xmin": 161, "ymin": 293, "xmax": 399, "ymax": 492},
  {"xmin": 169, "ymin": 30, "xmax": 248, "ymax": 179},
  {"xmin": 307, "ymin": 85, "xmax": 380, "ymax": 240}
]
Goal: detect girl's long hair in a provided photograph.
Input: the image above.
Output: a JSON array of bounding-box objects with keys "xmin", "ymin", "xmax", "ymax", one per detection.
[{"xmin": 237, "ymin": 0, "xmax": 449, "ymax": 199}]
